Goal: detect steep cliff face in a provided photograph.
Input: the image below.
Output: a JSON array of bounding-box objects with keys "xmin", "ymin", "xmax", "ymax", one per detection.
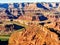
[{"xmin": 8, "ymin": 24, "xmax": 60, "ymax": 45}]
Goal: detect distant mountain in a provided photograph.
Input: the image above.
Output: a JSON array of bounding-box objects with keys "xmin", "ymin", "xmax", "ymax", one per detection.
[
  {"xmin": 0, "ymin": 3, "xmax": 9, "ymax": 9},
  {"xmin": 0, "ymin": 3, "xmax": 60, "ymax": 20},
  {"xmin": 0, "ymin": 3, "xmax": 60, "ymax": 10}
]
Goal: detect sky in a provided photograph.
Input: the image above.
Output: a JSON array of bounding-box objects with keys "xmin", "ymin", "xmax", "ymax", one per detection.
[{"xmin": 0, "ymin": 0, "xmax": 60, "ymax": 3}]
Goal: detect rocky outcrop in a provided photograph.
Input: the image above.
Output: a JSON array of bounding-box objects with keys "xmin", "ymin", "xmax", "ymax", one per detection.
[
  {"xmin": 18, "ymin": 15, "xmax": 39, "ymax": 21},
  {"xmin": 8, "ymin": 24, "xmax": 60, "ymax": 45}
]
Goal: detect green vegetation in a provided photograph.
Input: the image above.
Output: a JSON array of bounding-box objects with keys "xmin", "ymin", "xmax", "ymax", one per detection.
[{"xmin": 0, "ymin": 35, "xmax": 10, "ymax": 41}]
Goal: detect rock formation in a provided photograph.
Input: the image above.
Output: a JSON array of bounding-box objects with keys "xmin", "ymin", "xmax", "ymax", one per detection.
[{"xmin": 8, "ymin": 24, "xmax": 60, "ymax": 45}]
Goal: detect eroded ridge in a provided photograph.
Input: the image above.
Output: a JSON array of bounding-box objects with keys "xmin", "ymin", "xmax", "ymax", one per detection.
[{"xmin": 8, "ymin": 24, "xmax": 60, "ymax": 45}]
